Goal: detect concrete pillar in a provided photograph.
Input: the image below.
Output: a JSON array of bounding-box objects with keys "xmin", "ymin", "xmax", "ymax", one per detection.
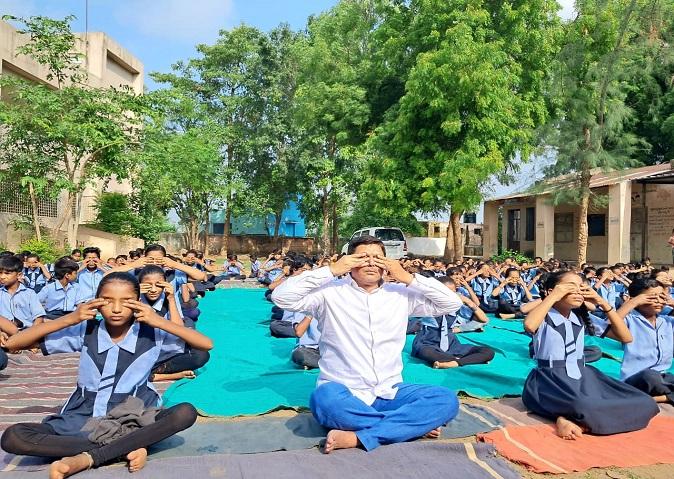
[
  {"xmin": 482, "ymin": 201, "xmax": 499, "ymax": 259},
  {"xmin": 608, "ymin": 181, "xmax": 632, "ymax": 264},
  {"xmin": 535, "ymin": 195, "xmax": 555, "ymax": 260}
]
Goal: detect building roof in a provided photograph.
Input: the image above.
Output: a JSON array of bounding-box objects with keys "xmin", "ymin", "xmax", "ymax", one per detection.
[{"xmin": 487, "ymin": 162, "xmax": 674, "ymax": 202}]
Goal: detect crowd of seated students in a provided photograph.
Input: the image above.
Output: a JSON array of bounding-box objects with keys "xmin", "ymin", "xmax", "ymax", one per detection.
[{"xmin": 1, "ymin": 239, "xmax": 674, "ymax": 475}]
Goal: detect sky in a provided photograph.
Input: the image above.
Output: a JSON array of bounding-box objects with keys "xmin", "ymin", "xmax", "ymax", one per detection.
[{"xmin": 1, "ymin": 0, "xmax": 576, "ymax": 222}]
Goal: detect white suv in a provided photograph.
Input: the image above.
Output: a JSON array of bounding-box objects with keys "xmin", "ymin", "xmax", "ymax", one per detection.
[{"xmin": 342, "ymin": 227, "xmax": 408, "ymax": 259}]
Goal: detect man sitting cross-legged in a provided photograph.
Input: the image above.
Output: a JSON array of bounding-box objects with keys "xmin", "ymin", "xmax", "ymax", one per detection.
[{"xmin": 272, "ymin": 235, "xmax": 462, "ymax": 453}]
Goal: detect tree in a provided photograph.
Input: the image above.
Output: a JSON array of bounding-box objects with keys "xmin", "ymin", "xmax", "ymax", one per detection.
[
  {"xmin": 293, "ymin": 1, "xmax": 374, "ymax": 253},
  {"xmin": 364, "ymin": 0, "xmax": 560, "ymax": 260},
  {"xmin": 133, "ymin": 88, "xmax": 232, "ymax": 250},
  {"xmin": 539, "ymin": 0, "xmax": 671, "ymax": 264},
  {"xmin": 0, "ymin": 15, "xmax": 146, "ymax": 247}
]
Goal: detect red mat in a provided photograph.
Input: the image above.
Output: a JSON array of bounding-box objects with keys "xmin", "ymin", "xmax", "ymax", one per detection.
[{"xmin": 478, "ymin": 415, "xmax": 674, "ymax": 474}]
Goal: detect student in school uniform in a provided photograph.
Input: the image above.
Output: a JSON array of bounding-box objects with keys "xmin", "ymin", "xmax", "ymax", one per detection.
[
  {"xmin": 0, "ymin": 272, "xmax": 212, "ymax": 478},
  {"xmin": 445, "ymin": 271, "xmax": 490, "ymax": 332},
  {"xmin": 259, "ymin": 252, "xmax": 284, "ymax": 285},
  {"xmin": 269, "ymin": 257, "xmax": 312, "ymax": 338},
  {"xmin": 70, "ymin": 249, "xmax": 82, "ymax": 262},
  {"xmin": 37, "ymin": 257, "xmax": 86, "ymax": 319},
  {"xmin": 77, "ymin": 247, "xmax": 107, "ymax": 301},
  {"xmin": 412, "ymin": 276, "xmax": 494, "ymax": 369},
  {"xmin": 222, "ymin": 254, "xmax": 246, "ymax": 280},
  {"xmin": 272, "ymin": 235, "xmax": 462, "ymax": 453},
  {"xmin": 0, "ymin": 255, "xmax": 46, "ymax": 329},
  {"xmin": 492, "ymin": 268, "xmax": 533, "ymax": 319},
  {"xmin": 22, "ymin": 253, "xmax": 53, "ymax": 294},
  {"xmin": 522, "ymin": 271, "xmax": 658, "ymax": 440},
  {"xmin": 250, "ymin": 255, "xmax": 262, "ymax": 279},
  {"xmin": 468, "ymin": 264, "xmax": 500, "ymax": 313},
  {"xmin": 137, "ymin": 266, "xmax": 210, "ymax": 382},
  {"xmin": 291, "ymin": 314, "xmax": 321, "ymax": 369},
  {"xmin": 610, "ymin": 278, "xmax": 674, "ymax": 404}
]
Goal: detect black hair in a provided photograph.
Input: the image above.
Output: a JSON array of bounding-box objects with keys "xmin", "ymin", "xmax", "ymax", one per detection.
[
  {"xmin": 596, "ymin": 267, "xmax": 609, "ymax": 277},
  {"xmin": 446, "ymin": 267, "xmax": 462, "ymax": 276},
  {"xmin": 0, "ymin": 251, "xmax": 14, "ymax": 257},
  {"xmin": 116, "ymin": 255, "xmax": 127, "ymax": 260},
  {"xmin": 185, "ymin": 249, "xmax": 198, "ymax": 256},
  {"xmin": 541, "ymin": 270, "xmax": 577, "ymax": 292},
  {"xmin": 583, "ymin": 266, "xmax": 596, "ymax": 276},
  {"xmin": 54, "ymin": 257, "xmax": 79, "ymax": 280},
  {"xmin": 628, "ymin": 278, "xmax": 662, "ymax": 298},
  {"xmin": 71, "ymin": 248, "xmax": 82, "ymax": 255},
  {"xmin": 504, "ymin": 267, "xmax": 519, "ymax": 278},
  {"xmin": 138, "ymin": 265, "xmax": 166, "ymax": 283},
  {"xmin": 95, "ymin": 272, "xmax": 140, "ymax": 299},
  {"xmin": 82, "ymin": 247, "xmax": 101, "ymax": 258},
  {"xmin": 0, "ymin": 255, "xmax": 23, "ymax": 273},
  {"xmin": 438, "ymin": 275, "xmax": 454, "ymax": 285},
  {"xmin": 129, "ymin": 250, "xmax": 141, "ymax": 259},
  {"xmin": 289, "ymin": 256, "xmax": 313, "ymax": 274},
  {"xmin": 144, "ymin": 244, "xmax": 166, "ymax": 257},
  {"xmin": 26, "ymin": 253, "xmax": 40, "ymax": 261},
  {"xmin": 347, "ymin": 235, "xmax": 385, "ymax": 256}
]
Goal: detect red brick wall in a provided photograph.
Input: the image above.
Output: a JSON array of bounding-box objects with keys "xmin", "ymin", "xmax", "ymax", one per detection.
[{"xmin": 160, "ymin": 233, "xmax": 317, "ymax": 256}]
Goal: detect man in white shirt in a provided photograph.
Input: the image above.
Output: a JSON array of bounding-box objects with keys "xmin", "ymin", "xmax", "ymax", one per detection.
[{"xmin": 272, "ymin": 235, "xmax": 462, "ymax": 453}]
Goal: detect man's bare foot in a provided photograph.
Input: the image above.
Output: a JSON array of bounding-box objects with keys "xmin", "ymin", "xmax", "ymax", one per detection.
[
  {"xmin": 423, "ymin": 427, "xmax": 442, "ymax": 439},
  {"xmin": 127, "ymin": 448, "xmax": 147, "ymax": 473},
  {"xmin": 151, "ymin": 370, "xmax": 196, "ymax": 382},
  {"xmin": 433, "ymin": 360, "xmax": 459, "ymax": 369},
  {"xmin": 49, "ymin": 453, "xmax": 92, "ymax": 479},
  {"xmin": 555, "ymin": 417, "xmax": 583, "ymax": 440},
  {"xmin": 323, "ymin": 430, "xmax": 358, "ymax": 454}
]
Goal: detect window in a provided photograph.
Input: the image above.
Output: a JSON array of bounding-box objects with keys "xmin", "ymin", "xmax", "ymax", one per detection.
[
  {"xmin": 474, "ymin": 228, "xmax": 482, "ymax": 235},
  {"xmin": 374, "ymin": 228, "xmax": 405, "ymax": 242},
  {"xmin": 588, "ymin": 214, "xmax": 606, "ymax": 237},
  {"xmin": 525, "ymin": 207, "xmax": 535, "ymax": 241},
  {"xmin": 0, "ymin": 184, "xmax": 58, "ymax": 218},
  {"xmin": 433, "ymin": 226, "xmax": 441, "ymax": 234},
  {"xmin": 554, "ymin": 213, "xmax": 574, "ymax": 243}
]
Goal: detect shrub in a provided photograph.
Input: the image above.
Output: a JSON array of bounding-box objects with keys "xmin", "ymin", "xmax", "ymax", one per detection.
[
  {"xmin": 491, "ymin": 249, "xmax": 533, "ymax": 264},
  {"xmin": 18, "ymin": 237, "xmax": 70, "ymax": 263}
]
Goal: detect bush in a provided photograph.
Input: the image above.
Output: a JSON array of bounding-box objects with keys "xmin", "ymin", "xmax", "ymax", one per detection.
[
  {"xmin": 491, "ymin": 249, "xmax": 533, "ymax": 264},
  {"xmin": 18, "ymin": 237, "xmax": 70, "ymax": 263},
  {"xmin": 92, "ymin": 192, "xmax": 174, "ymax": 243}
]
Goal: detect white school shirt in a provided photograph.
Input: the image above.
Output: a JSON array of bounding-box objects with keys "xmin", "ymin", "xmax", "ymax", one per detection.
[{"xmin": 272, "ymin": 266, "xmax": 462, "ymax": 405}]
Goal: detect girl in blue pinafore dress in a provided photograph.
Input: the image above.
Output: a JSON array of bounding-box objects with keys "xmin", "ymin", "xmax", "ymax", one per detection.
[{"xmin": 522, "ymin": 271, "xmax": 658, "ymax": 440}]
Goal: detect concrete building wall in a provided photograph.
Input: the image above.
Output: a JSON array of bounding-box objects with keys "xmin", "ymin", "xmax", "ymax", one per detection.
[
  {"xmin": 0, "ymin": 20, "xmax": 144, "ymax": 245},
  {"xmin": 486, "ymin": 179, "xmax": 674, "ymax": 266}
]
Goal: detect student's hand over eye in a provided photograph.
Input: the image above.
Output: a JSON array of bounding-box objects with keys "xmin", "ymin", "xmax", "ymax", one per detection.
[
  {"xmin": 633, "ymin": 293, "xmax": 661, "ymax": 307},
  {"xmin": 329, "ymin": 253, "xmax": 371, "ymax": 277},
  {"xmin": 73, "ymin": 299, "xmax": 108, "ymax": 323},
  {"xmin": 139, "ymin": 283, "xmax": 152, "ymax": 294},
  {"xmin": 0, "ymin": 331, "xmax": 8, "ymax": 347},
  {"xmin": 373, "ymin": 255, "xmax": 414, "ymax": 285},
  {"xmin": 550, "ymin": 283, "xmax": 580, "ymax": 301},
  {"xmin": 123, "ymin": 299, "xmax": 163, "ymax": 327},
  {"xmin": 158, "ymin": 281, "xmax": 174, "ymax": 296}
]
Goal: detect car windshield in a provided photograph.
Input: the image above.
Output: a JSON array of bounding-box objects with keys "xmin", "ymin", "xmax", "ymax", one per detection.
[{"xmin": 375, "ymin": 229, "xmax": 404, "ymax": 242}]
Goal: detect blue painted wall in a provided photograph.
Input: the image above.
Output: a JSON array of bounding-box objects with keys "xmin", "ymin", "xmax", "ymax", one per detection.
[{"xmin": 209, "ymin": 201, "xmax": 306, "ymax": 237}]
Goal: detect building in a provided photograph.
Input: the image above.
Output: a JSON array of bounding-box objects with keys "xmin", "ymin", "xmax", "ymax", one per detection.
[
  {"xmin": 482, "ymin": 162, "xmax": 674, "ymax": 265},
  {"xmin": 418, "ymin": 220, "xmax": 483, "ymax": 257},
  {"xmin": 0, "ymin": 19, "xmax": 144, "ymax": 249},
  {"xmin": 209, "ymin": 201, "xmax": 307, "ymax": 238}
]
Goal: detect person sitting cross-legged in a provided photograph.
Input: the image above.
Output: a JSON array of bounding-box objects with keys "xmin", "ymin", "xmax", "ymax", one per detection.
[{"xmin": 272, "ymin": 235, "xmax": 462, "ymax": 453}]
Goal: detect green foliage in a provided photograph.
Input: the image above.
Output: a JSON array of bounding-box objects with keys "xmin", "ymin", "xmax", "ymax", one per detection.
[
  {"xmin": 341, "ymin": 197, "xmax": 424, "ymax": 237},
  {"xmin": 491, "ymin": 249, "xmax": 532, "ymax": 264},
  {"xmin": 91, "ymin": 193, "xmax": 174, "ymax": 243},
  {"xmin": 18, "ymin": 237, "xmax": 69, "ymax": 263}
]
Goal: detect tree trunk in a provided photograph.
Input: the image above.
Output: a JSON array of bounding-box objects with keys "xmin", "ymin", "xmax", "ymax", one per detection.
[
  {"xmin": 221, "ymin": 206, "xmax": 232, "ymax": 257},
  {"xmin": 450, "ymin": 211, "xmax": 463, "ymax": 262},
  {"xmin": 443, "ymin": 213, "xmax": 455, "ymax": 260},
  {"xmin": 273, "ymin": 210, "xmax": 282, "ymax": 240},
  {"xmin": 188, "ymin": 219, "xmax": 199, "ymax": 250},
  {"xmin": 577, "ymin": 176, "xmax": 591, "ymax": 266},
  {"xmin": 331, "ymin": 200, "xmax": 339, "ymax": 255},
  {"xmin": 203, "ymin": 206, "xmax": 210, "ymax": 255},
  {"xmin": 27, "ymin": 182, "xmax": 41, "ymax": 241},
  {"xmin": 68, "ymin": 191, "xmax": 84, "ymax": 249},
  {"xmin": 53, "ymin": 191, "xmax": 75, "ymax": 242},
  {"xmin": 321, "ymin": 190, "xmax": 330, "ymax": 253}
]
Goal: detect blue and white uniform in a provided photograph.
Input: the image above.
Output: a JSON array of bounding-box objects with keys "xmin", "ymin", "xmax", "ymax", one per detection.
[
  {"xmin": 39, "ymin": 320, "xmax": 184, "ymax": 436},
  {"xmin": 0, "ymin": 284, "xmax": 46, "ymax": 328},
  {"xmin": 620, "ymin": 311, "xmax": 674, "ymax": 403},
  {"xmin": 522, "ymin": 308, "xmax": 658, "ymax": 434},
  {"xmin": 22, "ymin": 267, "xmax": 49, "ymax": 293},
  {"xmin": 470, "ymin": 277, "xmax": 498, "ymax": 313},
  {"xmin": 37, "ymin": 281, "xmax": 86, "ymax": 318},
  {"xmin": 77, "ymin": 269, "xmax": 106, "ymax": 302}
]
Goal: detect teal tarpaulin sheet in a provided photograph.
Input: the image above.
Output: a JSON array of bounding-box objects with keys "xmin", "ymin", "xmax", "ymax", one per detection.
[{"xmin": 162, "ymin": 289, "xmax": 666, "ymax": 416}]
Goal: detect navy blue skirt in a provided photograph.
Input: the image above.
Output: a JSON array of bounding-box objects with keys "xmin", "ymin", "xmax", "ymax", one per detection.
[{"xmin": 522, "ymin": 361, "xmax": 659, "ymax": 435}]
